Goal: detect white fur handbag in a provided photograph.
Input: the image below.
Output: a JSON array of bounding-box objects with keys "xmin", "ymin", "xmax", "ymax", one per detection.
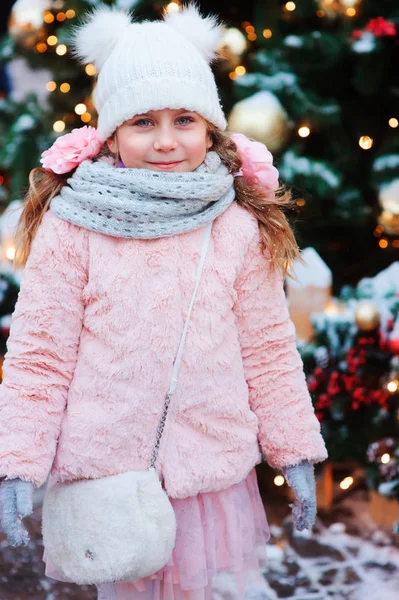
[{"xmin": 41, "ymin": 220, "xmax": 213, "ymax": 586}]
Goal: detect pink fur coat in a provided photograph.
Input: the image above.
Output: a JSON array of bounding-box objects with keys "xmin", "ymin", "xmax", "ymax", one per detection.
[{"xmin": 0, "ymin": 204, "xmax": 327, "ymax": 498}]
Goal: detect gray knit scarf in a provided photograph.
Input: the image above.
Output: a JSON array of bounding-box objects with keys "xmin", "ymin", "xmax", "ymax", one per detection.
[{"xmin": 50, "ymin": 151, "xmax": 235, "ymax": 239}]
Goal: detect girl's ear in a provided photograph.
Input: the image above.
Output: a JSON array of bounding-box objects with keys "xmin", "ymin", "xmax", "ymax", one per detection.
[{"xmin": 107, "ymin": 136, "xmax": 117, "ymax": 154}]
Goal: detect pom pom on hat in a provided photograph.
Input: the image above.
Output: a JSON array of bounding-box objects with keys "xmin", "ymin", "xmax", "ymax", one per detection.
[
  {"xmin": 71, "ymin": 6, "xmax": 132, "ymax": 71},
  {"xmin": 163, "ymin": 3, "xmax": 224, "ymax": 63}
]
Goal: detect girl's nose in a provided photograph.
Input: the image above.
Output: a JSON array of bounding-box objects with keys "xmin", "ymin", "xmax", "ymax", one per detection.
[{"xmin": 153, "ymin": 128, "xmax": 177, "ymax": 152}]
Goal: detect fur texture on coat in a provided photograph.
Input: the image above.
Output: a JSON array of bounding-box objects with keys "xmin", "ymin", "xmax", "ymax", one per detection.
[{"xmin": 0, "ymin": 204, "xmax": 327, "ymax": 497}]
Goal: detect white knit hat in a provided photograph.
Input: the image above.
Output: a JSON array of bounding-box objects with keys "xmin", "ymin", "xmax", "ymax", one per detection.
[{"xmin": 72, "ymin": 3, "xmax": 227, "ymax": 141}]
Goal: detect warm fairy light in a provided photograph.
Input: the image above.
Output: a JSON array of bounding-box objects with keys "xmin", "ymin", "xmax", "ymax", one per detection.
[
  {"xmin": 5, "ymin": 246, "xmax": 15, "ymax": 261},
  {"xmin": 56, "ymin": 44, "xmax": 67, "ymax": 56},
  {"xmin": 316, "ymin": 9, "xmax": 325, "ymax": 17},
  {"xmin": 389, "ymin": 118, "xmax": 398, "ymax": 128},
  {"xmin": 36, "ymin": 42, "xmax": 47, "ymax": 53},
  {"xmin": 379, "ymin": 238, "xmax": 388, "ymax": 249},
  {"xmin": 44, "ymin": 12, "xmax": 55, "ymax": 23},
  {"xmin": 228, "ymin": 72, "xmax": 237, "ymax": 80},
  {"xmin": 263, "ymin": 29, "xmax": 273, "ymax": 38},
  {"xmin": 339, "ymin": 476, "xmax": 353, "ymax": 490},
  {"xmin": 85, "ymin": 63, "xmax": 97, "ymax": 76},
  {"xmin": 81, "ymin": 112, "xmax": 92, "ymax": 123},
  {"xmin": 165, "ymin": 2, "xmax": 180, "ymax": 13},
  {"xmin": 387, "ymin": 380, "xmax": 399, "ymax": 393},
  {"xmin": 47, "ymin": 35, "xmax": 58, "ymax": 46},
  {"xmin": 53, "ymin": 120, "xmax": 65, "ymax": 133},
  {"xmin": 393, "ymin": 240, "xmax": 399, "ymax": 248},
  {"xmin": 285, "ymin": 2, "xmax": 296, "ymax": 11},
  {"xmin": 359, "ymin": 136, "xmax": 373, "ymax": 150},
  {"xmin": 74, "ymin": 103, "xmax": 87, "ymax": 115},
  {"xmin": 245, "ymin": 25, "xmax": 255, "ymax": 33},
  {"xmin": 56, "ymin": 12, "xmax": 66, "ymax": 22},
  {"xmin": 248, "ymin": 33, "xmax": 257, "ymax": 41},
  {"xmin": 296, "ymin": 198, "xmax": 306, "ymax": 207},
  {"xmin": 46, "ymin": 81, "xmax": 57, "ymax": 92},
  {"xmin": 235, "ymin": 65, "xmax": 246, "ymax": 76},
  {"xmin": 373, "ymin": 225, "xmax": 383, "ymax": 237},
  {"xmin": 381, "ymin": 453, "xmax": 391, "ymax": 464},
  {"xmin": 66, "ymin": 9, "xmax": 76, "ymax": 19},
  {"xmin": 346, "ymin": 8, "xmax": 356, "ymax": 16},
  {"xmin": 242, "ymin": 21, "xmax": 251, "ymax": 28},
  {"xmin": 274, "ymin": 475, "xmax": 285, "ymax": 487},
  {"xmin": 60, "ymin": 83, "xmax": 70, "ymax": 93},
  {"xmin": 298, "ymin": 126, "xmax": 311, "ymax": 138}
]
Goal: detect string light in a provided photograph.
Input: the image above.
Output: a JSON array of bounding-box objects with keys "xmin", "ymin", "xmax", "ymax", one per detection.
[
  {"xmin": 296, "ymin": 198, "xmax": 306, "ymax": 207},
  {"xmin": 81, "ymin": 112, "xmax": 92, "ymax": 123},
  {"xmin": 235, "ymin": 65, "xmax": 246, "ymax": 76},
  {"xmin": 165, "ymin": 2, "xmax": 180, "ymax": 13},
  {"xmin": 389, "ymin": 118, "xmax": 398, "ymax": 128},
  {"xmin": 373, "ymin": 225, "xmax": 383, "ymax": 237},
  {"xmin": 359, "ymin": 136, "xmax": 373, "ymax": 150},
  {"xmin": 74, "ymin": 103, "xmax": 87, "ymax": 115},
  {"xmin": 316, "ymin": 9, "xmax": 325, "ymax": 17},
  {"xmin": 245, "ymin": 25, "xmax": 255, "ymax": 33},
  {"xmin": 381, "ymin": 453, "xmax": 391, "ymax": 464},
  {"xmin": 379, "ymin": 238, "xmax": 388, "ymax": 249},
  {"xmin": 274, "ymin": 475, "xmax": 285, "ymax": 486},
  {"xmin": 36, "ymin": 42, "xmax": 47, "ymax": 53},
  {"xmin": 46, "ymin": 81, "xmax": 57, "ymax": 92},
  {"xmin": 248, "ymin": 33, "xmax": 257, "ymax": 41},
  {"xmin": 393, "ymin": 240, "xmax": 399, "ymax": 248},
  {"xmin": 60, "ymin": 83, "xmax": 70, "ymax": 93},
  {"xmin": 387, "ymin": 380, "xmax": 399, "ymax": 393},
  {"xmin": 47, "ymin": 35, "xmax": 58, "ymax": 46},
  {"xmin": 346, "ymin": 8, "xmax": 356, "ymax": 16},
  {"xmin": 298, "ymin": 126, "xmax": 311, "ymax": 138},
  {"xmin": 228, "ymin": 72, "xmax": 237, "ymax": 80},
  {"xmin": 85, "ymin": 63, "xmax": 97, "ymax": 76},
  {"xmin": 56, "ymin": 44, "xmax": 67, "ymax": 56},
  {"xmin": 53, "ymin": 120, "xmax": 65, "ymax": 133},
  {"xmin": 56, "ymin": 12, "xmax": 66, "ymax": 22},
  {"xmin": 5, "ymin": 246, "xmax": 15, "ymax": 261},
  {"xmin": 339, "ymin": 476, "xmax": 353, "ymax": 490},
  {"xmin": 66, "ymin": 9, "xmax": 76, "ymax": 19},
  {"xmin": 44, "ymin": 12, "xmax": 54, "ymax": 23},
  {"xmin": 285, "ymin": 2, "xmax": 296, "ymax": 11},
  {"xmin": 263, "ymin": 29, "xmax": 273, "ymax": 38}
]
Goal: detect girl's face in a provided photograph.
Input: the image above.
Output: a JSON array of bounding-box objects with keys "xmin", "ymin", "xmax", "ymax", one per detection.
[{"xmin": 107, "ymin": 108, "xmax": 213, "ymax": 172}]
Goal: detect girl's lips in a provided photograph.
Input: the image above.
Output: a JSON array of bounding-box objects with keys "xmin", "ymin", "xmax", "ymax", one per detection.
[{"xmin": 149, "ymin": 161, "xmax": 183, "ymax": 169}]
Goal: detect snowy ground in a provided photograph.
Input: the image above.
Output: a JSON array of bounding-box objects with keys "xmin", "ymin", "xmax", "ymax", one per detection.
[{"xmin": 0, "ymin": 484, "xmax": 398, "ymax": 599}]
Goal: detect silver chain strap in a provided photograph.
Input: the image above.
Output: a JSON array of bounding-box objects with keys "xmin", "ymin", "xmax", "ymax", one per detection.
[{"xmin": 147, "ymin": 220, "xmax": 213, "ymax": 471}]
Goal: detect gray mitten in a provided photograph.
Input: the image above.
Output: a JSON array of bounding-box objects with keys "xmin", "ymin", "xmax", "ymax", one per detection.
[
  {"xmin": 0, "ymin": 478, "xmax": 33, "ymax": 546},
  {"xmin": 282, "ymin": 460, "xmax": 316, "ymax": 531}
]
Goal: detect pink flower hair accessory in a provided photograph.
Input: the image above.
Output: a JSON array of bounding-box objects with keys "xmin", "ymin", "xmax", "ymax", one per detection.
[
  {"xmin": 230, "ymin": 132, "xmax": 279, "ymax": 194},
  {"xmin": 40, "ymin": 126, "xmax": 103, "ymax": 174}
]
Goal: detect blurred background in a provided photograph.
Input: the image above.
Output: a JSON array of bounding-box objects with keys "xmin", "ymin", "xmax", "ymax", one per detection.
[{"xmin": 0, "ymin": 1, "xmax": 399, "ymax": 599}]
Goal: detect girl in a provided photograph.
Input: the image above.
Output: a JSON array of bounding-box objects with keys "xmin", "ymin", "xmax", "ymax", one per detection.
[{"xmin": 0, "ymin": 4, "xmax": 327, "ymax": 600}]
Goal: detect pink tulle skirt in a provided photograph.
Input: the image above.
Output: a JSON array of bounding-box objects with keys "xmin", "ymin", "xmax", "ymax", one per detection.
[{"xmin": 44, "ymin": 468, "xmax": 270, "ymax": 600}]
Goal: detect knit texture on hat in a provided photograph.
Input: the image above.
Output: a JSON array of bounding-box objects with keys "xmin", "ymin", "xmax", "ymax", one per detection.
[{"xmin": 72, "ymin": 4, "xmax": 227, "ymax": 141}]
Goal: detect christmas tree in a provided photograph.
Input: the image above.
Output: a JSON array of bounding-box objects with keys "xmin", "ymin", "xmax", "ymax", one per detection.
[{"xmin": 222, "ymin": 0, "xmax": 399, "ymax": 289}]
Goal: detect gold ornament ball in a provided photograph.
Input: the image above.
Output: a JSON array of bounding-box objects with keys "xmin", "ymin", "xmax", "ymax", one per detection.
[
  {"xmin": 228, "ymin": 91, "xmax": 290, "ymax": 154},
  {"xmin": 217, "ymin": 28, "xmax": 247, "ymax": 73},
  {"xmin": 9, "ymin": 0, "xmax": 51, "ymax": 47},
  {"xmin": 355, "ymin": 301, "xmax": 380, "ymax": 331}
]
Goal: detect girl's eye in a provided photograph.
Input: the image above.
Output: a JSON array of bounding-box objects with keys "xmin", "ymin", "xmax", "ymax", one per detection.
[
  {"xmin": 176, "ymin": 116, "xmax": 194, "ymax": 125},
  {"xmin": 133, "ymin": 119, "xmax": 153, "ymax": 127}
]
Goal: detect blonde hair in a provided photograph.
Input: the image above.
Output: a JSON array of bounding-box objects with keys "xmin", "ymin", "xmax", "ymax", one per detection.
[{"xmin": 14, "ymin": 124, "xmax": 301, "ymax": 274}]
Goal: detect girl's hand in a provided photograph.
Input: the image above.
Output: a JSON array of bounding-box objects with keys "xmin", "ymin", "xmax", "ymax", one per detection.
[
  {"xmin": 0, "ymin": 478, "xmax": 33, "ymax": 546},
  {"xmin": 282, "ymin": 461, "xmax": 316, "ymax": 531}
]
